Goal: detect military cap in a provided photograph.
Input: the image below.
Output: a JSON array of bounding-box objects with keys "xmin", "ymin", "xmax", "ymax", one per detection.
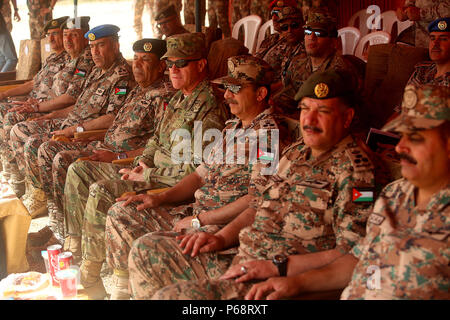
[
  {"xmin": 155, "ymin": 4, "xmax": 177, "ymax": 21},
  {"xmin": 133, "ymin": 38, "xmax": 167, "ymax": 59},
  {"xmin": 275, "ymin": 6, "xmax": 303, "ymax": 22},
  {"xmin": 269, "ymin": 0, "xmax": 298, "ymax": 10},
  {"xmin": 428, "ymin": 17, "xmax": 450, "ymax": 33},
  {"xmin": 212, "ymin": 55, "xmax": 274, "ymax": 86},
  {"xmin": 304, "ymin": 8, "xmax": 337, "ymax": 34},
  {"xmin": 43, "ymin": 16, "xmax": 69, "ymax": 33},
  {"xmin": 383, "ymin": 84, "xmax": 450, "ymax": 133},
  {"xmin": 84, "ymin": 24, "xmax": 120, "ymax": 41},
  {"xmin": 62, "ymin": 16, "xmax": 90, "ymax": 30},
  {"xmin": 295, "ymin": 69, "xmax": 356, "ymax": 101},
  {"xmin": 162, "ymin": 32, "xmax": 206, "ymax": 60}
]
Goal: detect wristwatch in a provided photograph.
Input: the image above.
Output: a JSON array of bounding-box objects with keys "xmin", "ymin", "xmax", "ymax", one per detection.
[
  {"xmin": 117, "ymin": 152, "xmax": 127, "ymax": 160},
  {"xmin": 191, "ymin": 213, "xmax": 201, "ymax": 229},
  {"xmin": 272, "ymin": 254, "xmax": 288, "ymax": 277},
  {"xmin": 76, "ymin": 124, "xmax": 85, "ymax": 133}
]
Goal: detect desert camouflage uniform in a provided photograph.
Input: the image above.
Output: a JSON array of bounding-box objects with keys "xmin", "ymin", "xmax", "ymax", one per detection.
[
  {"xmin": 406, "ymin": 61, "xmax": 450, "ymax": 87},
  {"xmin": 341, "ymin": 179, "xmax": 450, "ymax": 300},
  {"xmin": 207, "ymin": 0, "xmax": 230, "ymax": 37},
  {"xmin": 63, "ymin": 79, "xmax": 229, "ymax": 265},
  {"xmin": 231, "ymin": 0, "xmax": 249, "ymax": 25},
  {"xmin": 133, "ymin": 0, "xmax": 151, "ymax": 39},
  {"xmin": 105, "ymin": 107, "xmax": 292, "ymax": 273},
  {"xmin": 1, "ymin": 47, "xmax": 93, "ymax": 165},
  {"xmin": 129, "ymin": 134, "xmax": 376, "ymax": 299},
  {"xmin": 399, "ymin": 0, "xmax": 450, "ymax": 48},
  {"xmin": 1, "ymin": 0, "xmax": 12, "ymax": 32},
  {"xmin": 27, "ymin": 0, "xmax": 53, "ymax": 40},
  {"xmin": 9, "ymin": 54, "xmax": 133, "ymax": 181},
  {"xmin": 34, "ymin": 76, "xmax": 175, "ymax": 240},
  {"xmin": 274, "ymin": 51, "xmax": 360, "ymax": 116},
  {"xmin": 183, "ymin": 0, "xmax": 205, "ymax": 25}
]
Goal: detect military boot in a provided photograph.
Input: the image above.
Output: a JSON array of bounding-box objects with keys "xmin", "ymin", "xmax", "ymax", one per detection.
[
  {"xmin": 27, "ymin": 225, "xmax": 54, "ymax": 248},
  {"xmin": 7, "ymin": 162, "xmax": 25, "ymax": 198},
  {"xmin": 80, "ymin": 260, "xmax": 107, "ymax": 300},
  {"xmin": 63, "ymin": 235, "xmax": 82, "ymax": 263},
  {"xmin": 110, "ymin": 269, "xmax": 130, "ymax": 300},
  {"xmin": 22, "ymin": 184, "xmax": 48, "ymax": 218}
]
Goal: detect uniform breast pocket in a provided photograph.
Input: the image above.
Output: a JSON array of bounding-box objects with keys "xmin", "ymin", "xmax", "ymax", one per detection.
[{"xmin": 89, "ymin": 92, "xmax": 107, "ymax": 107}]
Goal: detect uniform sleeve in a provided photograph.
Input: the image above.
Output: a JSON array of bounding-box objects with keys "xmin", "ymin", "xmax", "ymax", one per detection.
[
  {"xmin": 332, "ymin": 168, "xmax": 376, "ymax": 254},
  {"xmin": 64, "ymin": 60, "xmax": 94, "ymax": 100}
]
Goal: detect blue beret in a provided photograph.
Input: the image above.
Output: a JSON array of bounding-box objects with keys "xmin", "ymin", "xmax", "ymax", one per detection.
[
  {"xmin": 84, "ymin": 24, "xmax": 120, "ymax": 41},
  {"xmin": 428, "ymin": 17, "xmax": 450, "ymax": 33}
]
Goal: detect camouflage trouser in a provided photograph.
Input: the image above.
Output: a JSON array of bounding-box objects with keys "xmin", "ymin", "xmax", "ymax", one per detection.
[
  {"xmin": 36, "ymin": 140, "xmax": 93, "ymax": 239},
  {"xmin": 9, "ymin": 119, "xmax": 64, "ymax": 176},
  {"xmin": 63, "ymin": 160, "xmax": 155, "ymax": 263},
  {"xmin": 208, "ymin": 0, "xmax": 230, "ymax": 37},
  {"xmin": 105, "ymin": 201, "xmax": 185, "ymax": 271},
  {"xmin": 29, "ymin": 11, "xmax": 52, "ymax": 40},
  {"xmin": 1, "ymin": 1, "xmax": 12, "ymax": 32},
  {"xmin": 134, "ymin": 0, "xmax": 152, "ymax": 39},
  {"xmin": 128, "ymin": 234, "xmax": 234, "ymax": 299},
  {"xmin": 183, "ymin": 0, "xmax": 206, "ymax": 25}
]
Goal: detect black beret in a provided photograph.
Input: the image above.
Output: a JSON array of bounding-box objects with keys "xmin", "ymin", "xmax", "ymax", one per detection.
[
  {"xmin": 133, "ymin": 38, "xmax": 167, "ymax": 59},
  {"xmin": 43, "ymin": 16, "xmax": 69, "ymax": 33}
]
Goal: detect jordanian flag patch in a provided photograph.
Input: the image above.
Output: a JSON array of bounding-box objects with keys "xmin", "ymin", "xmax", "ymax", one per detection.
[
  {"xmin": 258, "ymin": 149, "xmax": 274, "ymax": 161},
  {"xmin": 352, "ymin": 188, "xmax": 374, "ymax": 203},
  {"xmin": 114, "ymin": 87, "xmax": 127, "ymax": 95},
  {"xmin": 74, "ymin": 68, "xmax": 86, "ymax": 77}
]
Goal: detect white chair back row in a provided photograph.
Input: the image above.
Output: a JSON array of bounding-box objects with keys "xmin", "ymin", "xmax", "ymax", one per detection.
[{"xmin": 231, "ymin": 15, "xmax": 263, "ymax": 54}]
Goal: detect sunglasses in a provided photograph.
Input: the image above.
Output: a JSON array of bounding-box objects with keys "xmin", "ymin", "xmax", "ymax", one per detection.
[
  {"xmin": 271, "ymin": 9, "xmax": 280, "ymax": 16},
  {"xmin": 280, "ymin": 22, "xmax": 301, "ymax": 32},
  {"xmin": 223, "ymin": 83, "xmax": 242, "ymax": 94},
  {"xmin": 304, "ymin": 28, "xmax": 329, "ymax": 37},
  {"xmin": 166, "ymin": 58, "xmax": 200, "ymax": 69}
]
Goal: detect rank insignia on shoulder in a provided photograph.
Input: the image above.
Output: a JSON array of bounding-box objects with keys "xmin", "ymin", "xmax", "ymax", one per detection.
[
  {"xmin": 299, "ymin": 179, "xmax": 329, "ymax": 189},
  {"xmin": 352, "ymin": 188, "xmax": 374, "ymax": 202},
  {"xmin": 95, "ymin": 88, "xmax": 106, "ymax": 96},
  {"xmin": 140, "ymin": 100, "xmax": 150, "ymax": 106},
  {"xmin": 114, "ymin": 87, "xmax": 127, "ymax": 95},
  {"xmin": 368, "ymin": 213, "xmax": 385, "ymax": 225},
  {"xmin": 74, "ymin": 68, "xmax": 86, "ymax": 77}
]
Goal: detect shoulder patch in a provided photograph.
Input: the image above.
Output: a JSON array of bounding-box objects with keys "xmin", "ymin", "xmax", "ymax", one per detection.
[{"xmin": 368, "ymin": 213, "xmax": 385, "ymax": 225}]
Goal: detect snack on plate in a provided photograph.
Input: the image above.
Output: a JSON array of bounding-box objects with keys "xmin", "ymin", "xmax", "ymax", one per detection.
[{"xmin": 1, "ymin": 272, "xmax": 49, "ymax": 298}]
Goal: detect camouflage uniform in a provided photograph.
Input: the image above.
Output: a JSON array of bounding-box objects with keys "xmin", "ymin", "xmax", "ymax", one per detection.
[
  {"xmin": 133, "ymin": 0, "xmax": 151, "ymax": 39},
  {"xmin": 105, "ymin": 106, "xmax": 292, "ymax": 273},
  {"xmin": 231, "ymin": 0, "xmax": 249, "ymax": 25},
  {"xmin": 398, "ymin": 0, "xmax": 450, "ymax": 48},
  {"xmin": 207, "ymin": 0, "xmax": 230, "ymax": 37},
  {"xmin": 250, "ymin": 0, "xmax": 270, "ymax": 22},
  {"xmin": 407, "ymin": 61, "xmax": 450, "ymax": 87},
  {"xmin": 35, "ymin": 76, "xmax": 175, "ymax": 240},
  {"xmin": 9, "ymin": 54, "xmax": 133, "ymax": 180},
  {"xmin": 1, "ymin": 0, "xmax": 11, "ymax": 32},
  {"xmin": 27, "ymin": 0, "xmax": 53, "ymax": 40},
  {"xmin": 129, "ymin": 134, "xmax": 377, "ymax": 299},
  {"xmin": 183, "ymin": 0, "xmax": 205, "ymax": 25},
  {"xmin": 63, "ymin": 79, "xmax": 228, "ymax": 265},
  {"xmin": 341, "ymin": 179, "xmax": 449, "ymax": 300}
]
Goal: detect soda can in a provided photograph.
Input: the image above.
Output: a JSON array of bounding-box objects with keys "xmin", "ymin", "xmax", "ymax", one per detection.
[
  {"xmin": 58, "ymin": 252, "xmax": 74, "ymax": 271},
  {"xmin": 47, "ymin": 244, "xmax": 62, "ymax": 286}
]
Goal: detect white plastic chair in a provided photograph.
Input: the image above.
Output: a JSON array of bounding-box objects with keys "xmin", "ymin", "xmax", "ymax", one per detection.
[
  {"xmin": 338, "ymin": 27, "xmax": 361, "ymax": 55},
  {"xmin": 232, "ymin": 15, "xmax": 262, "ymax": 55},
  {"xmin": 380, "ymin": 10, "xmax": 397, "ymax": 34},
  {"xmin": 354, "ymin": 31, "xmax": 391, "ymax": 62},
  {"xmin": 348, "ymin": 9, "xmax": 373, "ymax": 37},
  {"xmin": 397, "ymin": 20, "xmax": 414, "ymax": 35},
  {"xmin": 255, "ymin": 20, "xmax": 276, "ymax": 52}
]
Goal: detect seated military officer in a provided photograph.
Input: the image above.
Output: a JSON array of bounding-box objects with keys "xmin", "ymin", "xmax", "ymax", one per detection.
[
  {"xmin": 155, "ymin": 4, "xmax": 189, "ymax": 39},
  {"xmin": 246, "ymin": 84, "xmax": 449, "ymax": 300},
  {"xmin": 126, "ymin": 69, "xmax": 378, "ymax": 300}
]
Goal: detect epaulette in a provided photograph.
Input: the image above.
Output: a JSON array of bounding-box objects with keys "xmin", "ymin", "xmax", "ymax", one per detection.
[
  {"xmin": 116, "ymin": 65, "xmax": 130, "ymax": 77},
  {"xmin": 346, "ymin": 146, "xmax": 374, "ymax": 172},
  {"xmin": 259, "ymin": 117, "xmax": 278, "ymax": 130}
]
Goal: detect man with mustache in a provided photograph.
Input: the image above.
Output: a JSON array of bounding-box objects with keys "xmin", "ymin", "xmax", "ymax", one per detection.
[
  {"xmin": 61, "ymin": 32, "xmax": 229, "ymax": 299},
  {"xmin": 26, "ymin": 39, "xmax": 175, "ymax": 252},
  {"xmin": 8, "ymin": 24, "xmax": 134, "ymax": 217},
  {"xmin": 407, "ymin": 17, "xmax": 450, "ymax": 87},
  {"xmin": 103, "ymin": 55, "xmax": 292, "ymax": 299},
  {"xmin": 246, "ymin": 84, "xmax": 449, "ymax": 300},
  {"xmin": 0, "ymin": 17, "xmax": 94, "ymax": 203},
  {"xmin": 275, "ymin": 8, "xmax": 361, "ymax": 117},
  {"xmin": 127, "ymin": 69, "xmax": 378, "ymax": 300},
  {"xmin": 154, "ymin": 4, "xmax": 189, "ymax": 40}
]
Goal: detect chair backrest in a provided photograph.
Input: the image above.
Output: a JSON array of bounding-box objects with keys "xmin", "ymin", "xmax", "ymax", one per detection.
[
  {"xmin": 232, "ymin": 15, "xmax": 262, "ymax": 54},
  {"xmin": 355, "ymin": 31, "xmax": 391, "ymax": 62},
  {"xmin": 380, "ymin": 10, "xmax": 397, "ymax": 34},
  {"xmin": 397, "ymin": 19, "xmax": 414, "ymax": 35},
  {"xmin": 338, "ymin": 27, "xmax": 361, "ymax": 55},
  {"xmin": 348, "ymin": 9, "xmax": 372, "ymax": 37},
  {"xmin": 255, "ymin": 20, "xmax": 276, "ymax": 52}
]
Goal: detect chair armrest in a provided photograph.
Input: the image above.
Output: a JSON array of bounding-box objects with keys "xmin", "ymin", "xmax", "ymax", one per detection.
[
  {"xmin": 111, "ymin": 157, "xmax": 135, "ymax": 165},
  {"xmin": 51, "ymin": 135, "xmax": 72, "ymax": 142},
  {"xmin": 73, "ymin": 129, "xmax": 107, "ymax": 140}
]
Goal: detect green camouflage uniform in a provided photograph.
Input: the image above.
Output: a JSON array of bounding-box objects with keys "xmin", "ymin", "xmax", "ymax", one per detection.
[
  {"xmin": 129, "ymin": 134, "xmax": 377, "ymax": 299},
  {"xmin": 105, "ymin": 106, "xmax": 292, "ymax": 273},
  {"xmin": 9, "ymin": 54, "xmax": 133, "ymax": 180},
  {"xmin": 1, "ymin": 47, "xmax": 93, "ymax": 166},
  {"xmin": 341, "ymin": 179, "xmax": 450, "ymax": 300},
  {"xmin": 207, "ymin": 0, "xmax": 230, "ymax": 37},
  {"xmin": 183, "ymin": 0, "xmax": 205, "ymax": 25},
  {"xmin": 63, "ymin": 79, "xmax": 228, "ymax": 265},
  {"xmin": 35, "ymin": 76, "xmax": 175, "ymax": 241},
  {"xmin": 407, "ymin": 61, "xmax": 450, "ymax": 87},
  {"xmin": 27, "ymin": 0, "xmax": 53, "ymax": 40}
]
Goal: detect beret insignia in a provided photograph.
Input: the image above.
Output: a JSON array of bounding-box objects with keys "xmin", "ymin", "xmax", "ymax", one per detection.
[
  {"xmin": 143, "ymin": 42, "xmax": 152, "ymax": 52},
  {"xmin": 314, "ymin": 83, "xmax": 329, "ymax": 98},
  {"xmin": 88, "ymin": 33, "xmax": 96, "ymax": 41},
  {"xmin": 438, "ymin": 20, "xmax": 447, "ymax": 31}
]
